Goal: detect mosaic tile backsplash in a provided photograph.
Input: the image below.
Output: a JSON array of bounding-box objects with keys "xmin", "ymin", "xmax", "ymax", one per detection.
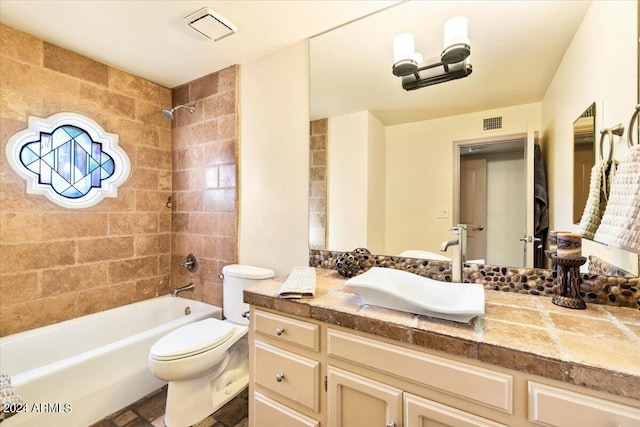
[{"xmin": 309, "ymin": 249, "xmax": 640, "ymax": 310}]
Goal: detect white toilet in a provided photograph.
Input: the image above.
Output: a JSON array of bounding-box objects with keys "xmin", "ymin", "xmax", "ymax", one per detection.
[{"xmin": 148, "ymin": 264, "xmax": 274, "ymax": 427}]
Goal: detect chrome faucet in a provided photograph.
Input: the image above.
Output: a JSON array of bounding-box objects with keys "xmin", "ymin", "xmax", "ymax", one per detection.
[
  {"xmin": 172, "ymin": 283, "xmax": 195, "ymax": 297},
  {"xmin": 440, "ymin": 224, "xmax": 467, "ymax": 282}
]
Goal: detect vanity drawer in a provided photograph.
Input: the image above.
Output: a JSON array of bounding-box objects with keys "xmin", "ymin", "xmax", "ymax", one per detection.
[
  {"xmin": 253, "ymin": 392, "xmax": 320, "ymax": 427},
  {"xmin": 254, "ymin": 309, "xmax": 320, "ymax": 352},
  {"xmin": 528, "ymin": 381, "xmax": 640, "ymax": 427},
  {"xmin": 327, "ymin": 328, "xmax": 513, "ymax": 414},
  {"xmin": 254, "ymin": 340, "xmax": 321, "ymax": 412}
]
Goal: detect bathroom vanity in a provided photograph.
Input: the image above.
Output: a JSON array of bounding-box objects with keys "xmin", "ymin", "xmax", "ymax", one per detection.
[{"xmin": 245, "ymin": 268, "xmax": 640, "ymax": 427}]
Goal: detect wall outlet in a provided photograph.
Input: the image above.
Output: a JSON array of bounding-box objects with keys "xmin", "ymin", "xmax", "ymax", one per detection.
[{"xmin": 437, "ymin": 208, "xmax": 449, "ymax": 218}]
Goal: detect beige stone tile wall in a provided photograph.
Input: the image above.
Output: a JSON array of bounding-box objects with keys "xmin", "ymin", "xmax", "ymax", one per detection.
[
  {"xmin": 309, "ymin": 119, "xmax": 327, "ymax": 250},
  {"xmin": 169, "ymin": 67, "xmax": 238, "ymax": 307},
  {"xmin": 0, "ymin": 24, "xmax": 173, "ymax": 336}
]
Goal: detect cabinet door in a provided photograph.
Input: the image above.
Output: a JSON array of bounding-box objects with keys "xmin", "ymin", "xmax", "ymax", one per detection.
[
  {"xmin": 253, "ymin": 391, "xmax": 319, "ymax": 427},
  {"xmin": 328, "ymin": 365, "xmax": 403, "ymax": 427},
  {"xmin": 405, "ymin": 393, "xmax": 508, "ymax": 427},
  {"xmin": 528, "ymin": 382, "xmax": 640, "ymax": 427}
]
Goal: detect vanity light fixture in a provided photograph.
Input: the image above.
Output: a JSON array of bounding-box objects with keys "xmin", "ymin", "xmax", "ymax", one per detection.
[{"xmin": 392, "ymin": 16, "xmax": 472, "ymax": 91}]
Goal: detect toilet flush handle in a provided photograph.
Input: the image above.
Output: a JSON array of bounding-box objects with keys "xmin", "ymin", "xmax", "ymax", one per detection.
[{"xmin": 242, "ymin": 311, "xmax": 250, "ymax": 320}]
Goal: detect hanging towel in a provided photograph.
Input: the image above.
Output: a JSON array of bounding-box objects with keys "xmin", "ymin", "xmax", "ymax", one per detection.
[
  {"xmin": 533, "ymin": 144, "xmax": 549, "ymax": 267},
  {"xmin": 593, "ymin": 145, "xmax": 640, "ymax": 251},
  {"xmin": 534, "ymin": 144, "xmax": 549, "ymax": 236},
  {"xmin": 577, "ymin": 159, "xmax": 612, "ymax": 239},
  {"xmin": 0, "ymin": 373, "xmax": 25, "ymax": 422}
]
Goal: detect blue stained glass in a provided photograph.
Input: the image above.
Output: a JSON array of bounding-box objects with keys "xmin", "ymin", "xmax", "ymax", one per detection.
[
  {"xmin": 62, "ymin": 125, "xmax": 83, "ymax": 139},
  {"xmin": 102, "ymin": 158, "xmax": 114, "ymax": 175},
  {"xmin": 20, "ymin": 146, "xmax": 39, "ymax": 166},
  {"xmin": 57, "ymin": 140, "xmax": 72, "ymax": 183},
  {"xmin": 17, "ymin": 125, "xmax": 116, "ymax": 200},
  {"xmin": 74, "ymin": 142, "xmax": 87, "ymax": 181},
  {"xmin": 40, "ymin": 161, "xmax": 51, "ymax": 184}
]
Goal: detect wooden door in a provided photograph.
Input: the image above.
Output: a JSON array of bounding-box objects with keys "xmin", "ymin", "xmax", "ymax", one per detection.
[
  {"xmin": 327, "ymin": 365, "xmax": 403, "ymax": 427},
  {"xmin": 460, "ymin": 157, "xmax": 487, "ymax": 261}
]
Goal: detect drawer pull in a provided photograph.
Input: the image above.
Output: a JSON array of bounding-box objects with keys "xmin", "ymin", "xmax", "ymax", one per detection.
[
  {"xmin": 275, "ymin": 327, "xmax": 286, "ymax": 336},
  {"xmin": 275, "ymin": 373, "xmax": 285, "ymax": 382}
]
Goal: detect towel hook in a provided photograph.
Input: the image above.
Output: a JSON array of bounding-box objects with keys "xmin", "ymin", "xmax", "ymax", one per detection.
[
  {"xmin": 599, "ymin": 123, "xmax": 624, "ymax": 162},
  {"xmin": 628, "ymin": 104, "xmax": 640, "ymax": 148}
]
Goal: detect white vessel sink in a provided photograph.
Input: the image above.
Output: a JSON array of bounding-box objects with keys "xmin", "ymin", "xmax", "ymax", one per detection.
[{"xmin": 345, "ymin": 267, "xmax": 485, "ymax": 323}]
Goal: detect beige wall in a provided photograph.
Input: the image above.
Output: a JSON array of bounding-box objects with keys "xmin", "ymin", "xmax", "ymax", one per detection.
[
  {"xmin": 170, "ymin": 66, "xmax": 239, "ymax": 307},
  {"xmin": 385, "ymin": 103, "xmax": 541, "ymax": 256},
  {"xmin": 238, "ymin": 41, "xmax": 310, "ymax": 276},
  {"xmin": 366, "ymin": 112, "xmax": 386, "ymax": 253},
  {"xmin": 0, "ymin": 24, "xmax": 173, "ymax": 336},
  {"xmin": 327, "ymin": 111, "xmax": 369, "ymax": 251},
  {"xmin": 542, "ymin": 0, "xmax": 638, "ymax": 273}
]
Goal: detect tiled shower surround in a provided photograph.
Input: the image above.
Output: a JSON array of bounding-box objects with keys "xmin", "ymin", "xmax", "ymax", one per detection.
[
  {"xmin": 169, "ymin": 66, "xmax": 239, "ymax": 308},
  {"xmin": 0, "ymin": 24, "xmax": 238, "ymax": 336},
  {"xmin": 310, "ymin": 249, "xmax": 640, "ymax": 310}
]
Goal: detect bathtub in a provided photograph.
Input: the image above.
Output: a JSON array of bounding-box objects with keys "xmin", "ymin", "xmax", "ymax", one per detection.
[{"xmin": 0, "ymin": 295, "xmax": 221, "ymax": 427}]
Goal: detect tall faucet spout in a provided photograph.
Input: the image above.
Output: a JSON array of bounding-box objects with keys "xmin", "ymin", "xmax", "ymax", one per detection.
[
  {"xmin": 441, "ymin": 225, "xmax": 467, "ymax": 283},
  {"xmin": 440, "ymin": 239, "xmax": 459, "ymax": 252},
  {"xmin": 172, "ymin": 282, "xmax": 195, "ymax": 297}
]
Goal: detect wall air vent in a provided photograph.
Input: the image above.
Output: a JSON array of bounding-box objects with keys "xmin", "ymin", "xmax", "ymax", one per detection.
[
  {"xmin": 483, "ymin": 116, "xmax": 503, "ymax": 131},
  {"xmin": 184, "ymin": 7, "xmax": 237, "ymax": 41}
]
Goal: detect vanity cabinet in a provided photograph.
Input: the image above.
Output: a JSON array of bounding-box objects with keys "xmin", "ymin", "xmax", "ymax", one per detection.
[
  {"xmin": 250, "ymin": 309, "xmax": 324, "ymax": 427},
  {"xmin": 327, "ymin": 365, "xmax": 402, "ymax": 427},
  {"xmin": 248, "ymin": 307, "xmax": 640, "ymax": 427}
]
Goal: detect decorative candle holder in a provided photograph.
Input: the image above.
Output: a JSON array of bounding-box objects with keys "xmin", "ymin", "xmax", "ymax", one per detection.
[{"xmin": 551, "ymin": 255, "xmax": 587, "ymax": 309}]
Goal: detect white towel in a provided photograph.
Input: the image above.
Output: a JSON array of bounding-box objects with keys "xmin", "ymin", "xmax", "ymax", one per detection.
[
  {"xmin": 577, "ymin": 159, "xmax": 611, "ymax": 239},
  {"xmin": 593, "ymin": 145, "xmax": 640, "ymax": 250}
]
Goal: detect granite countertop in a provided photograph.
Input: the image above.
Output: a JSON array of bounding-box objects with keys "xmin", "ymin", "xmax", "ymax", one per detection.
[{"xmin": 243, "ymin": 267, "xmax": 640, "ymax": 401}]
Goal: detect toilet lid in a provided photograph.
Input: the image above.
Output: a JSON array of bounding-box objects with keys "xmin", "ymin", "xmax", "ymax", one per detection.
[{"xmin": 150, "ymin": 318, "xmax": 235, "ymax": 361}]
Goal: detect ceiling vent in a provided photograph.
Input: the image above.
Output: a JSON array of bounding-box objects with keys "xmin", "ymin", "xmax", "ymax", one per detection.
[
  {"xmin": 184, "ymin": 7, "xmax": 237, "ymax": 41},
  {"xmin": 483, "ymin": 116, "xmax": 503, "ymax": 131}
]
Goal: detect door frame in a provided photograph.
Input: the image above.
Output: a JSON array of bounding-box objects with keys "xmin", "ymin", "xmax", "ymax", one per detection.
[{"xmin": 452, "ymin": 132, "xmax": 531, "ymax": 266}]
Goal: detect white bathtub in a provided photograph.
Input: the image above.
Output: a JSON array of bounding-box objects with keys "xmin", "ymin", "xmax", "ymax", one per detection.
[{"xmin": 0, "ymin": 295, "xmax": 221, "ymax": 427}]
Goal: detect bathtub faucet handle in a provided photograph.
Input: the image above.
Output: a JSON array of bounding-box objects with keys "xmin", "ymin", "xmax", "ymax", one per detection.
[{"xmin": 180, "ymin": 253, "xmax": 199, "ymax": 273}]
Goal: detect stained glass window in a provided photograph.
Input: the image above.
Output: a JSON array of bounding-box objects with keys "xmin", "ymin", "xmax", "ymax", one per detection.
[{"xmin": 6, "ymin": 113, "xmax": 130, "ymax": 208}]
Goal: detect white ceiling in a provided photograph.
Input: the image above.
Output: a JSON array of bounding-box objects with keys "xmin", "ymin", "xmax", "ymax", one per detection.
[
  {"xmin": 310, "ymin": 0, "xmax": 592, "ymax": 125},
  {"xmin": 0, "ymin": 0, "xmax": 399, "ymax": 89},
  {"xmin": 0, "ymin": 0, "xmax": 592, "ymax": 124}
]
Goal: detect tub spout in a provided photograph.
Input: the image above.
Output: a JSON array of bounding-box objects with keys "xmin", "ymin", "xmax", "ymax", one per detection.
[{"xmin": 172, "ymin": 283, "xmax": 195, "ymax": 297}]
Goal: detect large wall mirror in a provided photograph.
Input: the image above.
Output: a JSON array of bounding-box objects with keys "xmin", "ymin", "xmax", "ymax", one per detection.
[{"xmin": 309, "ymin": 0, "xmax": 639, "ymax": 277}]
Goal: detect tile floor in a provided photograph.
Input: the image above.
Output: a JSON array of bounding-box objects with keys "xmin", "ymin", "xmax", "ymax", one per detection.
[{"xmin": 91, "ymin": 386, "xmax": 249, "ymax": 427}]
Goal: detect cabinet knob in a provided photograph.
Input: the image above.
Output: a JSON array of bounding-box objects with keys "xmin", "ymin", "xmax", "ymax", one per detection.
[
  {"xmin": 275, "ymin": 373, "xmax": 285, "ymax": 383},
  {"xmin": 386, "ymin": 422, "xmax": 396, "ymax": 427},
  {"xmin": 275, "ymin": 327, "xmax": 285, "ymax": 336}
]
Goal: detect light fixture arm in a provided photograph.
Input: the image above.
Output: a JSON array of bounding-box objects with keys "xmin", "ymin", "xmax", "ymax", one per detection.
[{"xmin": 392, "ymin": 16, "xmax": 472, "ymax": 91}]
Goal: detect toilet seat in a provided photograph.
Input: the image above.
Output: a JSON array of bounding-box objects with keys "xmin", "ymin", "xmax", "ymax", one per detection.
[{"xmin": 150, "ymin": 318, "xmax": 235, "ymax": 361}]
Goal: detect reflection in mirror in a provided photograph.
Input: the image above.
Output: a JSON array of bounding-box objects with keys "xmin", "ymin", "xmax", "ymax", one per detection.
[
  {"xmin": 573, "ymin": 103, "xmax": 596, "ymax": 224},
  {"xmin": 309, "ymin": 0, "xmax": 639, "ymax": 278}
]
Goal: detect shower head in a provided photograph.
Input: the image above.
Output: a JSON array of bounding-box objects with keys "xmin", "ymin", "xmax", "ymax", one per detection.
[{"xmin": 162, "ymin": 104, "xmax": 196, "ymax": 120}]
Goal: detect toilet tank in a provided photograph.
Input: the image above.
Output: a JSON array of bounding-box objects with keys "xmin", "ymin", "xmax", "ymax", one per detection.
[{"xmin": 222, "ymin": 264, "xmax": 274, "ymax": 325}]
